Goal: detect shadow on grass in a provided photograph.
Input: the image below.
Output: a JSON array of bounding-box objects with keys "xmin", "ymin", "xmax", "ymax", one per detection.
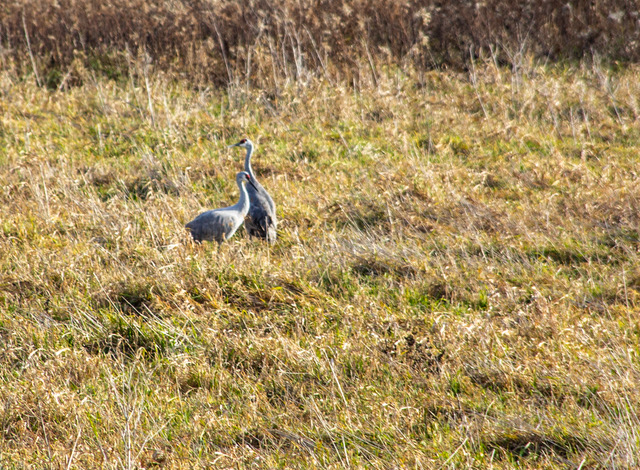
[
  {"xmin": 84, "ymin": 312, "xmax": 170, "ymax": 360},
  {"xmin": 482, "ymin": 430, "xmax": 592, "ymax": 462}
]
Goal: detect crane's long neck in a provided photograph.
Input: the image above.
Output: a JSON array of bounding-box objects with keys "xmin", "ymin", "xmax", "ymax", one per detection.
[
  {"xmin": 237, "ymin": 181, "xmax": 251, "ymax": 216},
  {"xmin": 244, "ymin": 144, "xmax": 256, "ymax": 180}
]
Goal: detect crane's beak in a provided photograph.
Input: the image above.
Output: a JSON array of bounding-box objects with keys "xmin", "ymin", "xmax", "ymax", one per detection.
[
  {"xmin": 247, "ymin": 177, "xmax": 258, "ymax": 191},
  {"xmin": 227, "ymin": 143, "xmax": 239, "ymax": 148}
]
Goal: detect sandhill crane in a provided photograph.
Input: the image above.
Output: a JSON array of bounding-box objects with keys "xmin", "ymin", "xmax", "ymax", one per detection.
[
  {"xmin": 228, "ymin": 138, "xmax": 277, "ymax": 244},
  {"xmin": 185, "ymin": 171, "xmax": 258, "ymax": 243}
]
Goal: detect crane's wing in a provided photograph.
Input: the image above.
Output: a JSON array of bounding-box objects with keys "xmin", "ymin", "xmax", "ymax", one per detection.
[
  {"xmin": 186, "ymin": 210, "xmax": 234, "ymax": 243},
  {"xmin": 248, "ymin": 185, "xmax": 277, "ymax": 221},
  {"xmin": 265, "ymin": 192, "xmax": 276, "ymax": 219},
  {"xmin": 247, "ymin": 173, "xmax": 277, "ymax": 221}
]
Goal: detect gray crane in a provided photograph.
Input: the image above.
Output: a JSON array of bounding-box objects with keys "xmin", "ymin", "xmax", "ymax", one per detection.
[
  {"xmin": 185, "ymin": 171, "xmax": 258, "ymax": 243},
  {"xmin": 228, "ymin": 138, "xmax": 277, "ymax": 244}
]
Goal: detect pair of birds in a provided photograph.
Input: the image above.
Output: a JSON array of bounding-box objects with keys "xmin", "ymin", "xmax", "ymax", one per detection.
[{"xmin": 185, "ymin": 138, "xmax": 277, "ymax": 244}]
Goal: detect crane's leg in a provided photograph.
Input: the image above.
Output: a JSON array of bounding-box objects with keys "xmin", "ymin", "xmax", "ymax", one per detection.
[{"xmin": 215, "ymin": 234, "xmax": 225, "ymax": 257}]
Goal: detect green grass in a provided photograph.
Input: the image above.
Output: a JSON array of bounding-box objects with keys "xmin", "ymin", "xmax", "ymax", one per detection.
[{"xmin": 0, "ymin": 60, "xmax": 639, "ymax": 468}]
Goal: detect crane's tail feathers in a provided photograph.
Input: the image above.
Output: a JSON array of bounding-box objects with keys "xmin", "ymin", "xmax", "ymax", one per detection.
[{"xmin": 245, "ymin": 215, "xmax": 277, "ymax": 243}]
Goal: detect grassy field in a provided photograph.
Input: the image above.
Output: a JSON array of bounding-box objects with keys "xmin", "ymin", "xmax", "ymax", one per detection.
[{"xmin": 1, "ymin": 57, "xmax": 639, "ymax": 468}]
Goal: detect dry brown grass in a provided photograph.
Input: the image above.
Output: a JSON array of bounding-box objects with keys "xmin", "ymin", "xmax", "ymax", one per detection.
[
  {"xmin": 1, "ymin": 0, "xmax": 639, "ymax": 88},
  {"xmin": 0, "ymin": 55, "xmax": 640, "ymax": 468}
]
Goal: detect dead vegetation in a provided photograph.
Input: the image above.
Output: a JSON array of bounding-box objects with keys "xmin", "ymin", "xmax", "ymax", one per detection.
[{"xmin": 1, "ymin": 0, "xmax": 639, "ymax": 88}]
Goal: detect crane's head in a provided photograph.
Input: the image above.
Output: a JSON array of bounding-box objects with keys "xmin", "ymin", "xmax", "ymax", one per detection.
[
  {"xmin": 237, "ymin": 171, "xmax": 258, "ymax": 191},
  {"xmin": 228, "ymin": 138, "xmax": 253, "ymax": 149}
]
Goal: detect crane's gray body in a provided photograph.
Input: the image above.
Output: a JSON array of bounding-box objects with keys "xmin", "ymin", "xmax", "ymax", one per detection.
[
  {"xmin": 186, "ymin": 172, "xmax": 254, "ymax": 244},
  {"xmin": 232, "ymin": 139, "xmax": 277, "ymax": 244}
]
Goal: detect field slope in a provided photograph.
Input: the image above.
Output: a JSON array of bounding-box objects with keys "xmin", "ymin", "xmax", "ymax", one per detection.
[{"xmin": 1, "ymin": 61, "xmax": 640, "ymax": 468}]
